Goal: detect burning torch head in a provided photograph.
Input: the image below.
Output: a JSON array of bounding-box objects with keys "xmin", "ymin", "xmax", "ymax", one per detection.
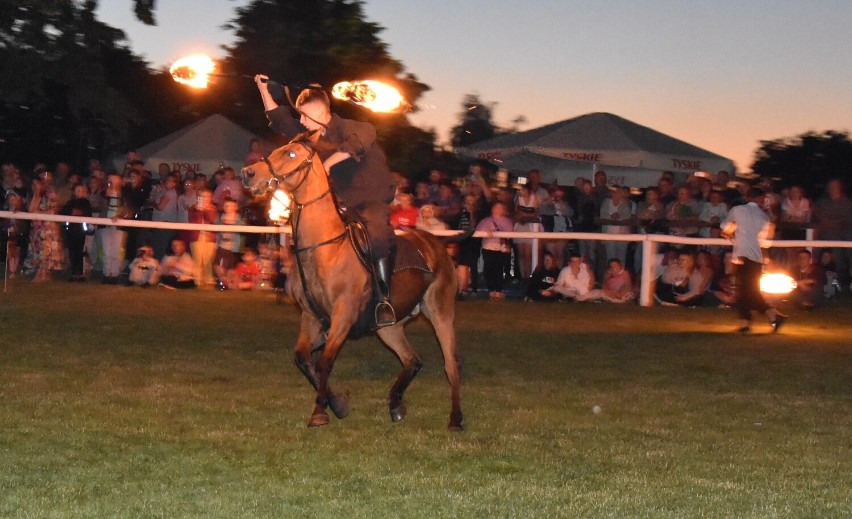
[{"xmin": 170, "ymin": 54, "xmax": 216, "ymax": 88}]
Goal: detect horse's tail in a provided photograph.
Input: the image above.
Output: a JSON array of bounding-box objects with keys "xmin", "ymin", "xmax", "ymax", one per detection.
[{"xmin": 439, "ymin": 228, "xmax": 475, "ymax": 243}]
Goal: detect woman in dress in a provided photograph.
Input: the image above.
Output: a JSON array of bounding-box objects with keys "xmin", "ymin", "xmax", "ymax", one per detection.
[{"xmin": 23, "ymin": 175, "xmax": 64, "ymax": 282}]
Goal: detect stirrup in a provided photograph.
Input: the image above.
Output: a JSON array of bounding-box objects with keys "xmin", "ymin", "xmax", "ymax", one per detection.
[{"xmin": 375, "ymin": 300, "xmax": 396, "ymax": 327}]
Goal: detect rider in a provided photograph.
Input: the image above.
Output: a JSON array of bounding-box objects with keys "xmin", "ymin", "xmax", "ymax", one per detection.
[{"xmin": 255, "ymin": 75, "xmax": 397, "ymax": 327}]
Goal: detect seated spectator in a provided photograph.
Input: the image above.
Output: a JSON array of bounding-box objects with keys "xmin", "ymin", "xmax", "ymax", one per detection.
[
  {"xmin": 228, "ymin": 247, "xmax": 262, "ymax": 290},
  {"xmin": 390, "ymin": 193, "xmax": 419, "ymax": 231},
  {"xmin": 581, "ymin": 258, "xmax": 635, "ymax": 303},
  {"xmin": 551, "ymin": 252, "xmax": 595, "ymax": 301},
  {"xmin": 159, "ymin": 239, "xmax": 195, "ymax": 289},
  {"xmin": 654, "ymin": 250, "xmax": 691, "ymax": 304},
  {"xmin": 257, "ymin": 241, "xmax": 277, "ymax": 289},
  {"xmin": 416, "ymin": 204, "xmax": 448, "ymax": 231},
  {"xmin": 818, "ymin": 249, "xmax": 840, "ymax": 298},
  {"xmin": 128, "ymin": 245, "xmax": 160, "ymax": 286},
  {"xmin": 707, "ymin": 250, "xmax": 737, "ymax": 307},
  {"xmin": 790, "ymin": 249, "xmax": 823, "ymax": 309},
  {"xmin": 670, "ymin": 251, "xmax": 713, "ymax": 307},
  {"xmin": 525, "ymin": 252, "xmax": 561, "ymax": 301}
]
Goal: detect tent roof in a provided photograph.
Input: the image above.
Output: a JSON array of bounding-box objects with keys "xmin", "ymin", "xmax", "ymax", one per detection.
[
  {"xmin": 136, "ymin": 114, "xmax": 261, "ymax": 168},
  {"xmin": 459, "ymin": 112, "xmax": 733, "ymax": 172}
]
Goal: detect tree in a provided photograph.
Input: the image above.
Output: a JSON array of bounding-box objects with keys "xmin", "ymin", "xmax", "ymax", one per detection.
[
  {"xmin": 751, "ymin": 130, "xmax": 852, "ymax": 196},
  {"xmin": 450, "ymin": 94, "xmax": 498, "ymax": 148},
  {"xmin": 0, "ymin": 0, "xmax": 155, "ymax": 169},
  {"xmin": 214, "ymin": 0, "xmax": 435, "ymax": 173}
]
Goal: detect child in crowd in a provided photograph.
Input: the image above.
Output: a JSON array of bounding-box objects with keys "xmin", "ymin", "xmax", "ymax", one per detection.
[
  {"xmin": 159, "ymin": 239, "xmax": 195, "ymax": 289},
  {"xmin": 214, "ymin": 197, "xmax": 243, "ymax": 289},
  {"xmin": 229, "ymin": 247, "xmax": 262, "ymax": 290},
  {"xmin": 257, "ymin": 241, "xmax": 276, "ymax": 289},
  {"xmin": 128, "ymin": 245, "xmax": 160, "ymax": 286}
]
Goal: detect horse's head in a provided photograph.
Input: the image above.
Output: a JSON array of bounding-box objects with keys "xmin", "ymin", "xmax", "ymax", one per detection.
[{"xmin": 240, "ymin": 131, "xmax": 321, "ymax": 197}]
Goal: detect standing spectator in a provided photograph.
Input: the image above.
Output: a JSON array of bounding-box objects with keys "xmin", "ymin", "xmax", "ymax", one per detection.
[
  {"xmin": 667, "ymin": 186, "xmax": 701, "ymax": 237},
  {"xmin": 176, "ymin": 178, "xmax": 196, "ymax": 239},
  {"xmin": 214, "ymin": 198, "xmax": 244, "ymax": 289},
  {"xmin": 59, "ymin": 184, "xmax": 92, "ymax": 282},
  {"xmin": 96, "ymin": 174, "xmax": 129, "ymax": 284},
  {"xmin": 812, "ymin": 179, "xmax": 852, "ymax": 288},
  {"xmin": 476, "ymin": 201, "xmax": 514, "ymax": 300},
  {"xmin": 158, "ymin": 238, "xmax": 195, "ymax": 289},
  {"xmin": 545, "ymin": 186, "xmax": 573, "ymax": 268},
  {"xmin": 122, "ymin": 167, "xmax": 152, "ymax": 257},
  {"xmin": 514, "ymin": 183, "xmax": 543, "ymax": 280},
  {"xmin": 212, "ymin": 166, "xmax": 244, "ymax": 208},
  {"xmin": 593, "ymin": 170, "xmax": 610, "ymax": 203},
  {"xmin": 187, "ymin": 189, "xmax": 218, "ymax": 288},
  {"xmin": 574, "ymin": 179, "xmax": 599, "ymax": 267},
  {"xmin": 599, "ymin": 185, "xmax": 634, "ymax": 268},
  {"xmin": 699, "ymin": 189, "xmax": 729, "ymax": 237},
  {"xmin": 455, "ymin": 192, "xmax": 486, "ymax": 296},
  {"xmin": 434, "ymin": 181, "xmax": 462, "ymax": 228},
  {"xmin": 23, "ymin": 175, "xmax": 64, "ymax": 282},
  {"xmin": 245, "ymin": 138, "xmax": 264, "ymax": 166},
  {"xmin": 150, "ymin": 173, "xmax": 179, "ymax": 259},
  {"xmin": 2, "ymin": 191, "xmax": 29, "ymax": 277},
  {"xmin": 780, "ymin": 185, "xmax": 811, "ymax": 266},
  {"xmin": 657, "ymin": 176, "xmax": 677, "ymax": 207},
  {"xmin": 720, "ymin": 187, "xmax": 786, "ymax": 333}
]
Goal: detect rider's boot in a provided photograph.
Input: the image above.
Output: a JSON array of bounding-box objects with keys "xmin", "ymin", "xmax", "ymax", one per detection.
[{"xmin": 374, "ymin": 255, "xmax": 396, "ymax": 328}]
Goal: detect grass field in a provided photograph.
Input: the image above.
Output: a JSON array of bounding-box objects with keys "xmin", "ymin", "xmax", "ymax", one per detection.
[{"xmin": 1, "ymin": 280, "xmax": 850, "ymax": 518}]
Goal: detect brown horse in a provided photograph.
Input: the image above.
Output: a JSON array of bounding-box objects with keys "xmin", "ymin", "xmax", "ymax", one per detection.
[{"xmin": 241, "ymin": 132, "xmax": 463, "ymax": 431}]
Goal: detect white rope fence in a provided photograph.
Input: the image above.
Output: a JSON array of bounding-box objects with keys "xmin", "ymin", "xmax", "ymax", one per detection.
[{"xmin": 3, "ymin": 211, "xmax": 851, "ymax": 306}]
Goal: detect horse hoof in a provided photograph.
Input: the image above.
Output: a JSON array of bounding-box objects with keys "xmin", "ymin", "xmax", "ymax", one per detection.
[
  {"xmin": 448, "ymin": 422, "xmax": 464, "ymax": 432},
  {"xmin": 329, "ymin": 392, "xmax": 350, "ymax": 420},
  {"xmin": 308, "ymin": 412, "xmax": 330, "ymax": 428},
  {"xmin": 389, "ymin": 403, "xmax": 407, "ymax": 422}
]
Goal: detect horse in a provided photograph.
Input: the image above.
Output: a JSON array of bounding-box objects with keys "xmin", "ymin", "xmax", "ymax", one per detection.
[{"xmin": 241, "ymin": 131, "xmax": 463, "ymax": 431}]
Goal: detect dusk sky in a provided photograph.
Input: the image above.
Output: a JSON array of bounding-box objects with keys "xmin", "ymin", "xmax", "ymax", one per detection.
[{"xmin": 98, "ymin": 0, "xmax": 852, "ymax": 172}]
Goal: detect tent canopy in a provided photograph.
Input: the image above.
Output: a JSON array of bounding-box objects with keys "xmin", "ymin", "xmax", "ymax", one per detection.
[
  {"xmin": 457, "ymin": 112, "xmax": 735, "ymax": 187},
  {"xmin": 115, "ymin": 114, "xmax": 265, "ymax": 177}
]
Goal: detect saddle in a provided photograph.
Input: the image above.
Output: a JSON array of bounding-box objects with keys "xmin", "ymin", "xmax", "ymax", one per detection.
[{"xmin": 344, "ymin": 214, "xmax": 431, "ymax": 337}]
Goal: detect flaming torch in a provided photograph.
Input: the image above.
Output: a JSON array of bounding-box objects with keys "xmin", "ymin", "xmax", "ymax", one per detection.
[
  {"xmin": 170, "ymin": 55, "xmax": 410, "ymax": 113},
  {"xmin": 331, "ymin": 80, "xmax": 409, "ymax": 113},
  {"xmin": 760, "ymin": 272, "xmax": 797, "ymax": 295}
]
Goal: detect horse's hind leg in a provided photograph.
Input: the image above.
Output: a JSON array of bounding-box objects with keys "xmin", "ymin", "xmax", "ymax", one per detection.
[
  {"xmin": 421, "ymin": 292, "xmax": 464, "ymax": 432},
  {"xmin": 377, "ymin": 321, "xmax": 422, "ymax": 423}
]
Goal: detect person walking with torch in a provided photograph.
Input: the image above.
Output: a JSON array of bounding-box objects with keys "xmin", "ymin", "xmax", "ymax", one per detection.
[
  {"xmin": 721, "ymin": 187, "xmax": 788, "ymax": 333},
  {"xmin": 254, "ymin": 74, "xmax": 397, "ymax": 327}
]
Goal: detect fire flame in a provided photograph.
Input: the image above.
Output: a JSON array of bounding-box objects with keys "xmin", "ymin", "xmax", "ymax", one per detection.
[
  {"xmin": 760, "ymin": 272, "xmax": 797, "ymax": 294},
  {"xmin": 268, "ymin": 189, "xmax": 292, "ymax": 222},
  {"xmin": 170, "ymin": 54, "xmax": 216, "ymax": 89},
  {"xmin": 331, "ymin": 80, "xmax": 407, "ymax": 113}
]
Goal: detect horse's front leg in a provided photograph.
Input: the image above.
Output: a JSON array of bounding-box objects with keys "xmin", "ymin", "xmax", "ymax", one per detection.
[
  {"xmin": 308, "ymin": 310, "xmax": 356, "ymax": 428},
  {"xmin": 294, "ymin": 314, "xmax": 350, "ymax": 426}
]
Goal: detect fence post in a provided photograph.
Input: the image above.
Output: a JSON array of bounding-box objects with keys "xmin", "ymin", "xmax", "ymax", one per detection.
[{"xmin": 639, "ymin": 237, "xmax": 656, "ymax": 307}]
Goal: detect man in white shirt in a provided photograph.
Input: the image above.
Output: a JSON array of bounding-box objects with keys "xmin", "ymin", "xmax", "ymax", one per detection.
[{"xmin": 721, "ymin": 187, "xmax": 786, "ymax": 333}]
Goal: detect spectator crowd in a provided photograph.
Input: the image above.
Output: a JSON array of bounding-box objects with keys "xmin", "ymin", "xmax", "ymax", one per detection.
[{"xmin": 3, "ymin": 150, "xmax": 851, "ymax": 311}]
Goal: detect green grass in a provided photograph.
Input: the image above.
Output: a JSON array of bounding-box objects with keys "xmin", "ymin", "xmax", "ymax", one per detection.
[{"xmin": 1, "ymin": 280, "xmax": 850, "ymax": 518}]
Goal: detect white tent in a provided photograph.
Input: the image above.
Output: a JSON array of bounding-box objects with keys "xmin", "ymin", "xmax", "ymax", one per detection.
[
  {"xmin": 457, "ymin": 112, "xmax": 735, "ymax": 187},
  {"xmin": 116, "ymin": 114, "xmax": 266, "ymax": 177}
]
